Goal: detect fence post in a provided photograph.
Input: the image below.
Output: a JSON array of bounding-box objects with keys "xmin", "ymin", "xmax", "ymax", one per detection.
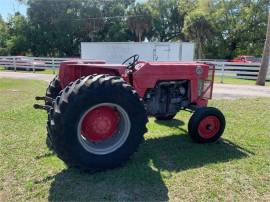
[
  {"xmin": 221, "ymin": 63, "xmax": 225, "ymax": 83},
  {"xmin": 13, "ymin": 57, "xmax": 16, "ymax": 72},
  {"xmin": 32, "ymin": 58, "xmax": 35, "ymax": 73},
  {"xmin": 52, "ymin": 58, "xmax": 55, "ymax": 74}
]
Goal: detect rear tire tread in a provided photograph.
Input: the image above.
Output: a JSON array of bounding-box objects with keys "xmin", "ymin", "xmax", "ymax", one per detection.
[{"xmin": 48, "ymin": 74, "xmax": 148, "ymax": 170}]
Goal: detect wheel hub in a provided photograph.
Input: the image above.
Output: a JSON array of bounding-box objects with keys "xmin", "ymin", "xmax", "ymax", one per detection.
[
  {"xmin": 78, "ymin": 103, "xmax": 131, "ymax": 155},
  {"xmin": 81, "ymin": 106, "xmax": 119, "ymax": 142},
  {"xmin": 198, "ymin": 116, "xmax": 220, "ymax": 139}
]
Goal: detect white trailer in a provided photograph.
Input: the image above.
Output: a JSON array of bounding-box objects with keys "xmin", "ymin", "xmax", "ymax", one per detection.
[{"xmin": 81, "ymin": 42, "xmax": 195, "ymax": 63}]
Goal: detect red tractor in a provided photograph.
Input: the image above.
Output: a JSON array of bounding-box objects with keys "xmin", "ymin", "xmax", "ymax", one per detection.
[
  {"xmin": 226, "ymin": 55, "xmax": 259, "ymax": 63},
  {"xmin": 34, "ymin": 55, "xmax": 226, "ymax": 171}
]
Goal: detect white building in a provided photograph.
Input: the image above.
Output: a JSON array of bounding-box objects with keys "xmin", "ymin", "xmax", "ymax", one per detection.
[{"xmin": 81, "ymin": 42, "xmax": 195, "ymax": 63}]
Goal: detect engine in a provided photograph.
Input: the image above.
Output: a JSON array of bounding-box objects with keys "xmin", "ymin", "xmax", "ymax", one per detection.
[{"xmin": 143, "ymin": 80, "xmax": 189, "ymax": 117}]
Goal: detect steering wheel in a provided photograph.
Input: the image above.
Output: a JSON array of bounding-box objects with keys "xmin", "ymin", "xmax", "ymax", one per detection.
[{"xmin": 122, "ymin": 54, "xmax": 139, "ymax": 70}]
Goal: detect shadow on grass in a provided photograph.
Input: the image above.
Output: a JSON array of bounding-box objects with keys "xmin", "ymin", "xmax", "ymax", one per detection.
[
  {"xmin": 154, "ymin": 118, "xmax": 185, "ymax": 128},
  {"xmin": 48, "ymin": 134, "xmax": 251, "ymax": 201}
]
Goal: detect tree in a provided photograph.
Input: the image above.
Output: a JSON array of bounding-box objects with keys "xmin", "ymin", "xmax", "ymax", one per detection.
[
  {"xmin": 6, "ymin": 12, "xmax": 29, "ymax": 55},
  {"xmin": 96, "ymin": 0, "xmax": 135, "ymax": 42},
  {"xmin": 256, "ymin": 9, "xmax": 270, "ymax": 86},
  {"xmin": 27, "ymin": 0, "xmax": 91, "ymax": 56},
  {"xmin": 183, "ymin": 9, "xmax": 214, "ymax": 59},
  {"xmin": 127, "ymin": 3, "xmax": 152, "ymax": 42},
  {"xmin": 6, "ymin": 0, "xmax": 269, "ymax": 60},
  {"xmin": 0, "ymin": 16, "xmax": 9, "ymax": 55},
  {"xmin": 26, "ymin": 0, "xmax": 135, "ymax": 56},
  {"xmin": 204, "ymin": 0, "xmax": 269, "ymax": 59},
  {"xmin": 146, "ymin": 0, "xmax": 190, "ymax": 42},
  {"xmin": 27, "ymin": 0, "xmax": 109, "ymax": 56}
]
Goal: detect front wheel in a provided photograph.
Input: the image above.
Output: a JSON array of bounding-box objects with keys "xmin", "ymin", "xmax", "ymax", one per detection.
[{"xmin": 188, "ymin": 107, "xmax": 225, "ymax": 143}]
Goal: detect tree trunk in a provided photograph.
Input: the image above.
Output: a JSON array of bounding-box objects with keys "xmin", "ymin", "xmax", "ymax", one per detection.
[
  {"xmin": 256, "ymin": 11, "xmax": 270, "ymax": 86},
  {"xmin": 197, "ymin": 40, "xmax": 203, "ymax": 59},
  {"xmin": 138, "ymin": 32, "xmax": 142, "ymax": 42}
]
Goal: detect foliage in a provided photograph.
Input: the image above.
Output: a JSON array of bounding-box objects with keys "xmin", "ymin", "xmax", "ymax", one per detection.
[
  {"xmin": 25, "ymin": 0, "xmax": 136, "ymax": 56},
  {"xmin": 0, "ymin": 13, "xmax": 29, "ymax": 55},
  {"xmin": 26, "ymin": 0, "xmax": 102, "ymax": 56},
  {"xmin": 0, "ymin": 16, "xmax": 9, "ymax": 55},
  {"xmin": 0, "ymin": 0, "xmax": 268, "ymax": 58},
  {"xmin": 183, "ymin": 9, "xmax": 214, "ymax": 58},
  {"xmin": 204, "ymin": 0, "xmax": 269, "ymax": 59},
  {"xmin": 6, "ymin": 13, "xmax": 29, "ymax": 55},
  {"xmin": 127, "ymin": 3, "xmax": 152, "ymax": 42},
  {"xmin": 147, "ymin": 0, "xmax": 191, "ymax": 42},
  {"xmin": 95, "ymin": 0, "xmax": 135, "ymax": 42}
]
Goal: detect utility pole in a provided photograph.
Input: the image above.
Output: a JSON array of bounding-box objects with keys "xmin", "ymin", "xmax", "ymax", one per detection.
[{"xmin": 256, "ymin": 6, "xmax": 270, "ymax": 86}]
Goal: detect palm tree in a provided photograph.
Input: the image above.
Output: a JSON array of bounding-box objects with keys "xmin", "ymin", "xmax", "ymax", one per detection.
[{"xmin": 256, "ymin": 8, "xmax": 270, "ymax": 86}]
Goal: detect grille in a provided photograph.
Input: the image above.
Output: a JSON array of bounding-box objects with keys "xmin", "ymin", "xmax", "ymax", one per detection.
[{"xmin": 199, "ymin": 66, "xmax": 215, "ymax": 99}]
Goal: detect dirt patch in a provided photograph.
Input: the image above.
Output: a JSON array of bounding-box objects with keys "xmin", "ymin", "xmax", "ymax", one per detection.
[
  {"xmin": 213, "ymin": 83, "xmax": 270, "ymax": 99},
  {"xmin": 0, "ymin": 191, "xmax": 7, "ymax": 201}
]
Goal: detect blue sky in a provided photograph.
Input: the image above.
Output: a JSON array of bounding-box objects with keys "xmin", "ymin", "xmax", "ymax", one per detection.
[{"xmin": 0, "ymin": 0, "xmax": 27, "ymax": 20}]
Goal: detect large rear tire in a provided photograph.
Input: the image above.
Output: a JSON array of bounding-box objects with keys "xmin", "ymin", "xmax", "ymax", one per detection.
[
  {"xmin": 45, "ymin": 75, "xmax": 61, "ymax": 106},
  {"xmin": 46, "ymin": 75, "xmax": 61, "ymax": 149},
  {"xmin": 188, "ymin": 107, "xmax": 225, "ymax": 143},
  {"xmin": 48, "ymin": 75, "xmax": 148, "ymax": 171}
]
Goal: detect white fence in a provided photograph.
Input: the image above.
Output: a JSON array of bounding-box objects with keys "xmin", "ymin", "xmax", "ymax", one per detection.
[
  {"xmin": 0, "ymin": 56, "xmax": 269, "ymax": 82},
  {"xmin": 0, "ymin": 56, "xmax": 71, "ymax": 73},
  {"xmin": 198, "ymin": 61, "xmax": 270, "ymax": 82}
]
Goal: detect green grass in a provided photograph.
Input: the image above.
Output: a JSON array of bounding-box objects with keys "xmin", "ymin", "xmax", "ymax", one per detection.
[
  {"xmin": 0, "ymin": 78, "xmax": 269, "ymax": 201},
  {"xmin": 214, "ymin": 76, "xmax": 270, "ymax": 86}
]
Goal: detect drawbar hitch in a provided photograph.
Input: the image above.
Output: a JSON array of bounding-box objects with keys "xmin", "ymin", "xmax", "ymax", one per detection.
[{"xmin": 33, "ymin": 96, "xmax": 53, "ymax": 112}]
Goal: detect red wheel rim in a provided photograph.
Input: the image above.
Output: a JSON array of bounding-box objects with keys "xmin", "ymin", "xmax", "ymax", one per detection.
[
  {"xmin": 198, "ymin": 115, "xmax": 220, "ymax": 139},
  {"xmin": 81, "ymin": 106, "xmax": 120, "ymax": 142}
]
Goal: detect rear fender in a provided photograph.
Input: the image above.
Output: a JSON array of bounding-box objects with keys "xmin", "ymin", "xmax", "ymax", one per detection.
[{"xmin": 59, "ymin": 61, "xmax": 126, "ymax": 89}]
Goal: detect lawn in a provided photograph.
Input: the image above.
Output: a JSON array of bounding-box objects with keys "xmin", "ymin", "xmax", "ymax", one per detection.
[
  {"xmin": 0, "ymin": 78, "xmax": 269, "ymax": 201},
  {"xmin": 214, "ymin": 76, "xmax": 270, "ymax": 86}
]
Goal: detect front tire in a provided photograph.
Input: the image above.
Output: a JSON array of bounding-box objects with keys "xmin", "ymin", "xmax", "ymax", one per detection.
[
  {"xmin": 49, "ymin": 75, "xmax": 148, "ymax": 171},
  {"xmin": 188, "ymin": 107, "xmax": 225, "ymax": 143}
]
